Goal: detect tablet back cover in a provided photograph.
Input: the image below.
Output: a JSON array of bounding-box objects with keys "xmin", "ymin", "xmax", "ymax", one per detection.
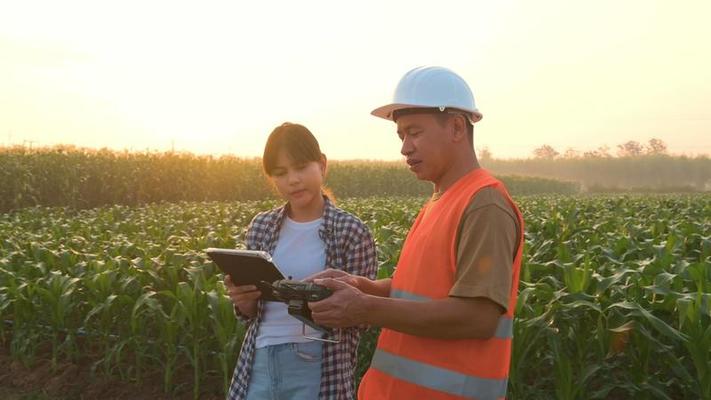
[{"xmin": 206, "ymin": 248, "xmax": 285, "ymax": 302}]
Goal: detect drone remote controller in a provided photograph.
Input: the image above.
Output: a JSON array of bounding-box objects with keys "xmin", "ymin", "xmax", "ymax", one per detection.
[{"xmin": 264, "ymin": 279, "xmax": 333, "ymax": 333}]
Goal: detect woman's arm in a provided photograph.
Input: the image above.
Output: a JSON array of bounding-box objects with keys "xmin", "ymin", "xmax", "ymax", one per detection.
[
  {"xmin": 228, "ymin": 214, "xmax": 266, "ymax": 323},
  {"xmin": 344, "ymin": 226, "xmax": 378, "ymax": 281}
]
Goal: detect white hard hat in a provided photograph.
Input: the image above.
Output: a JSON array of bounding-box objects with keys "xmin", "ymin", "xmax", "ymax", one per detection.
[{"xmin": 371, "ymin": 66, "xmax": 482, "ymax": 124}]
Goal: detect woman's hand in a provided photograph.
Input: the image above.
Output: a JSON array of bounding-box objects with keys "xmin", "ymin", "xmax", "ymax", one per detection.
[{"xmin": 224, "ymin": 275, "xmax": 261, "ymax": 318}]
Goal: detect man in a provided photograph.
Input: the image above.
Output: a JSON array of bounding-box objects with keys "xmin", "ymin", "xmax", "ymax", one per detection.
[{"xmin": 308, "ymin": 66, "xmax": 524, "ymax": 400}]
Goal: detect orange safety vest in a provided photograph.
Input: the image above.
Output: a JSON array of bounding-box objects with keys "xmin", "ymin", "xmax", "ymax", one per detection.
[{"xmin": 358, "ymin": 168, "xmax": 524, "ymax": 400}]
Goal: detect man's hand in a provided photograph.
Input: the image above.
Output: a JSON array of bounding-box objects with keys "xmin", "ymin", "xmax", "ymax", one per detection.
[
  {"xmin": 308, "ymin": 278, "xmax": 368, "ymax": 328},
  {"xmin": 224, "ymin": 275, "xmax": 260, "ymax": 318},
  {"xmin": 303, "ymin": 268, "xmax": 360, "ymax": 288}
]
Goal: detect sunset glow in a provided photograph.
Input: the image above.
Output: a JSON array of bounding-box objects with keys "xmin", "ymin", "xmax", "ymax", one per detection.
[{"xmin": 1, "ymin": 0, "xmax": 709, "ymax": 159}]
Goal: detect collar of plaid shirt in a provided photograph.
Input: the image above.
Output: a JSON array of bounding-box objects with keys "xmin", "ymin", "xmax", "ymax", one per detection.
[
  {"xmin": 261, "ymin": 196, "xmax": 338, "ymax": 256},
  {"xmin": 227, "ymin": 195, "xmax": 378, "ymax": 400}
]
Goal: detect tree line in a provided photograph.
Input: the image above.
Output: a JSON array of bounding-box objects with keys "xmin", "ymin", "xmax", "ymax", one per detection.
[{"xmin": 529, "ymin": 138, "xmax": 673, "ymax": 159}]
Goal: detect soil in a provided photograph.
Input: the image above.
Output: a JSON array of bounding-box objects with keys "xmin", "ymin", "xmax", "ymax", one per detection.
[{"xmin": 0, "ymin": 346, "xmax": 225, "ymax": 400}]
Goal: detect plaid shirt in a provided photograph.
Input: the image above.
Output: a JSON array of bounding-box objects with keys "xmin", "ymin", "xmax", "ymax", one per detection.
[{"xmin": 227, "ymin": 197, "xmax": 378, "ymax": 400}]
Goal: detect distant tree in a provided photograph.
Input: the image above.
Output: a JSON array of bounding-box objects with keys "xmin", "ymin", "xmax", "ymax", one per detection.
[
  {"xmin": 597, "ymin": 145, "xmax": 612, "ymax": 158},
  {"xmin": 646, "ymin": 138, "xmax": 668, "ymax": 155},
  {"xmin": 533, "ymin": 145, "xmax": 559, "ymax": 159},
  {"xmin": 617, "ymin": 141, "xmax": 644, "ymax": 157},
  {"xmin": 563, "ymin": 148, "xmax": 579, "ymax": 159},
  {"xmin": 478, "ymin": 146, "xmax": 493, "ymax": 162},
  {"xmin": 583, "ymin": 145, "xmax": 612, "ymax": 158}
]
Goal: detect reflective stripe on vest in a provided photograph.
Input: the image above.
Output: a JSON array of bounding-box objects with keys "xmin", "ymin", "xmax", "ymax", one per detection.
[
  {"xmin": 390, "ymin": 289, "xmax": 513, "ymax": 339},
  {"xmin": 370, "ymin": 349, "xmax": 508, "ymax": 400}
]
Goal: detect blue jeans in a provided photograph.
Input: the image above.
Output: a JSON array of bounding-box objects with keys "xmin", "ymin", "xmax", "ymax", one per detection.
[{"xmin": 245, "ymin": 341, "xmax": 323, "ymax": 400}]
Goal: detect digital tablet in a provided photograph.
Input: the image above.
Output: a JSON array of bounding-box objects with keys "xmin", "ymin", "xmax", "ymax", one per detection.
[{"xmin": 206, "ymin": 248, "xmax": 285, "ymax": 302}]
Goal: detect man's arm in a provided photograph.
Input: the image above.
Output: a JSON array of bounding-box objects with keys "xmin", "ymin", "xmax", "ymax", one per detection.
[
  {"xmin": 354, "ymin": 275, "xmax": 392, "ymax": 298},
  {"xmin": 363, "ymin": 293, "xmax": 503, "ymax": 339},
  {"xmin": 311, "ymin": 189, "xmax": 517, "ymax": 340},
  {"xmin": 310, "ymin": 279, "xmax": 503, "ymax": 340},
  {"xmin": 304, "ymin": 269, "xmax": 392, "ymax": 297}
]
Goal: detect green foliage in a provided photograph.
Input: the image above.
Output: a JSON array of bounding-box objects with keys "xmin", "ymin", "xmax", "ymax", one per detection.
[
  {"xmin": 512, "ymin": 194, "xmax": 711, "ymax": 399},
  {"xmin": 0, "ymin": 194, "xmax": 709, "ymax": 399}
]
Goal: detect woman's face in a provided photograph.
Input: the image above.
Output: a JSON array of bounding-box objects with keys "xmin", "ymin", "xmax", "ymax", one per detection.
[{"xmin": 269, "ymin": 148, "xmax": 325, "ymax": 212}]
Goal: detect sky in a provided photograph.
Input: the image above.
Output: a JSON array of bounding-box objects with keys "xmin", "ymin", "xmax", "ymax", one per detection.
[{"xmin": 1, "ymin": 0, "xmax": 710, "ymax": 160}]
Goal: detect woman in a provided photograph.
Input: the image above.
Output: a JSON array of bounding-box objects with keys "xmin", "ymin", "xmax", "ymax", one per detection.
[{"xmin": 224, "ymin": 122, "xmax": 377, "ymax": 400}]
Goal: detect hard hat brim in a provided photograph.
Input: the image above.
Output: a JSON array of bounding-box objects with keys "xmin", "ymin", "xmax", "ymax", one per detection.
[
  {"xmin": 371, "ymin": 103, "xmax": 482, "ymax": 123},
  {"xmin": 370, "ymin": 103, "xmax": 409, "ymax": 121}
]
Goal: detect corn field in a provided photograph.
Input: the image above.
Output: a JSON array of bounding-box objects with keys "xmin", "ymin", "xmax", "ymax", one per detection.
[
  {"xmin": 0, "ymin": 146, "xmax": 578, "ymax": 213},
  {"xmin": 1, "ymin": 195, "xmax": 710, "ymax": 399}
]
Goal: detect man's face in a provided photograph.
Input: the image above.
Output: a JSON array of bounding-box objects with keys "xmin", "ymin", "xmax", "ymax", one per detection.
[{"xmin": 396, "ymin": 113, "xmax": 454, "ymax": 183}]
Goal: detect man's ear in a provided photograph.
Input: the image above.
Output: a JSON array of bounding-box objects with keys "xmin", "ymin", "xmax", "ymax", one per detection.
[{"xmin": 450, "ymin": 114, "xmax": 468, "ymax": 143}]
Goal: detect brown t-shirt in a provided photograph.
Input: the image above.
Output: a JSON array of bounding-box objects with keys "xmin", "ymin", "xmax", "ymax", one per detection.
[{"xmin": 430, "ymin": 187, "xmax": 520, "ymax": 311}]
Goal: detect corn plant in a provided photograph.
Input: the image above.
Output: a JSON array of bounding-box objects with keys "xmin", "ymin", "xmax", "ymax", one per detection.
[
  {"xmin": 0, "ymin": 194, "xmax": 709, "ymax": 398},
  {"xmin": 36, "ymin": 270, "xmax": 82, "ymax": 368},
  {"xmin": 207, "ymin": 287, "xmax": 244, "ymax": 394}
]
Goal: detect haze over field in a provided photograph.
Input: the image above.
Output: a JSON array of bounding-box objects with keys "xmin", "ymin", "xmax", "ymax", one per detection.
[{"xmin": 1, "ymin": 0, "xmax": 710, "ymax": 160}]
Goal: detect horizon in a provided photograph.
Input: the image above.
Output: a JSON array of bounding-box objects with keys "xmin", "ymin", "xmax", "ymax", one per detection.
[
  {"xmin": 2, "ymin": 0, "xmax": 710, "ymax": 160},
  {"xmin": 2, "ymin": 140, "xmax": 708, "ymax": 162}
]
